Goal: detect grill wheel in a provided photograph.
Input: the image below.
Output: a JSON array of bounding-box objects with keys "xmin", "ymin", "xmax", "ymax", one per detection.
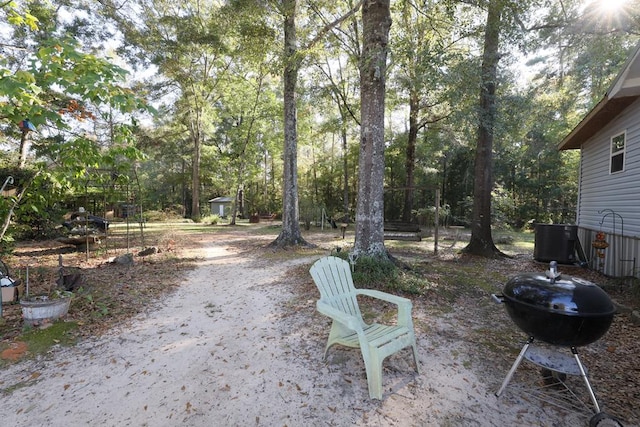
[{"xmin": 589, "ymin": 412, "xmax": 624, "ymax": 427}]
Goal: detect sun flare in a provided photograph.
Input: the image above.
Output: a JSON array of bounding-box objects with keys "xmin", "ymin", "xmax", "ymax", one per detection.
[{"xmin": 596, "ymin": 0, "xmax": 629, "ymax": 13}]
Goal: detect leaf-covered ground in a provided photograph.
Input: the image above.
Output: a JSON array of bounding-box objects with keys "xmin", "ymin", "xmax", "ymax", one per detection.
[
  {"xmin": 0, "ymin": 223, "xmax": 638, "ymax": 424},
  {"xmin": 0, "ymin": 222, "xmax": 206, "ymax": 346}
]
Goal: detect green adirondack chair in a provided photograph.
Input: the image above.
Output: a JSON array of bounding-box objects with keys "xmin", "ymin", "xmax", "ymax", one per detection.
[{"xmin": 309, "ymin": 256, "xmax": 420, "ymax": 399}]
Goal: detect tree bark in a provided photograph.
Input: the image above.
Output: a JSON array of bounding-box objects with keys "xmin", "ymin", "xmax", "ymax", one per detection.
[
  {"xmin": 190, "ymin": 116, "xmax": 202, "ymax": 221},
  {"xmin": 353, "ymin": 0, "xmax": 391, "ymax": 258},
  {"xmin": 231, "ymin": 182, "xmax": 242, "ymax": 226},
  {"xmin": 270, "ymin": 0, "xmax": 309, "ymax": 248},
  {"xmin": 462, "ymin": 0, "xmax": 504, "ymax": 257},
  {"xmin": 402, "ymin": 90, "xmax": 419, "ymax": 223},
  {"xmin": 0, "ymin": 173, "xmax": 39, "ymax": 243},
  {"xmin": 342, "ymin": 125, "xmax": 350, "ymax": 216},
  {"xmin": 18, "ymin": 130, "xmax": 29, "ymax": 168}
]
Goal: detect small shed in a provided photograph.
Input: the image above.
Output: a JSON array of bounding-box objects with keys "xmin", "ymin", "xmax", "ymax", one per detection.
[{"xmin": 209, "ymin": 196, "xmax": 233, "ymax": 218}]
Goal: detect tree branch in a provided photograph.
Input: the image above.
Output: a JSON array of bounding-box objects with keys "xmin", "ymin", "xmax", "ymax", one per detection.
[{"xmin": 304, "ymin": 0, "xmax": 364, "ymax": 51}]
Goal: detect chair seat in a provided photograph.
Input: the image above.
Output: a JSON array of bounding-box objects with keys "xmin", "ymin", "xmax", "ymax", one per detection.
[{"xmin": 333, "ymin": 324, "xmax": 411, "ymax": 349}]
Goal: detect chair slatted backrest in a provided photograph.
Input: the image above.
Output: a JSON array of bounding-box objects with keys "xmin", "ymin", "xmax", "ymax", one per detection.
[{"xmin": 310, "ymin": 256, "xmax": 362, "ymax": 318}]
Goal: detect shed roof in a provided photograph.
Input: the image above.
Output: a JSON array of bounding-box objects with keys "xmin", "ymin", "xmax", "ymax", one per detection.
[
  {"xmin": 558, "ymin": 42, "xmax": 640, "ymax": 150},
  {"xmin": 208, "ymin": 196, "xmax": 233, "ymax": 203}
]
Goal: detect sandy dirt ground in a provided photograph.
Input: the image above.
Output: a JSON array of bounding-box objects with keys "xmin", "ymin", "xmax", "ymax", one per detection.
[{"xmin": 0, "ymin": 238, "xmax": 599, "ymax": 426}]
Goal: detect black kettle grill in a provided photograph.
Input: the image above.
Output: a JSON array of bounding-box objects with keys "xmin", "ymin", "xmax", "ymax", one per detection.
[
  {"xmin": 499, "ymin": 268, "xmax": 615, "ymax": 347},
  {"xmin": 493, "ymin": 262, "xmax": 623, "ymax": 427}
]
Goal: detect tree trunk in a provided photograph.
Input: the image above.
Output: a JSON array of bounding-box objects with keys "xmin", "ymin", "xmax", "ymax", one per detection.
[
  {"xmin": 402, "ymin": 90, "xmax": 419, "ymax": 223},
  {"xmin": 181, "ymin": 157, "xmax": 187, "ymax": 217},
  {"xmin": 353, "ymin": 0, "xmax": 391, "ymax": 258},
  {"xmin": 0, "ymin": 173, "xmax": 38, "ymax": 243},
  {"xmin": 190, "ymin": 117, "xmax": 202, "ymax": 221},
  {"xmin": 342, "ymin": 125, "xmax": 350, "ymax": 216},
  {"xmin": 462, "ymin": 0, "xmax": 503, "ymax": 257},
  {"xmin": 231, "ymin": 183, "xmax": 242, "ymax": 226},
  {"xmin": 263, "ymin": 150, "xmax": 269, "ymax": 210},
  {"xmin": 18, "ymin": 131, "xmax": 29, "ymax": 168},
  {"xmin": 270, "ymin": 0, "xmax": 309, "ymax": 248}
]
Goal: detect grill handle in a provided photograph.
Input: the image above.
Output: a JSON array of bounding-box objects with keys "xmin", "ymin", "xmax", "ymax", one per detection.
[{"xmin": 491, "ymin": 293, "xmax": 505, "ymax": 304}]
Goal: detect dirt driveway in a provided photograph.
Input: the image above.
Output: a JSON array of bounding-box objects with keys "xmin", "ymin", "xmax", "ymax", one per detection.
[{"xmin": 0, "ymin": 234, "xmax": 624, "ymax": 426}]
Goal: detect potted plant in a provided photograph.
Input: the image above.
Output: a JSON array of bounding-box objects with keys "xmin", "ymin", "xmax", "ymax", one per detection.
[
  {"xmin": 20, "ymin": 259, "xmax": 76, "ymax": 326},
  {"xmin": 21, "ymin": 289, "xmax": 73, "ymax": 326}
]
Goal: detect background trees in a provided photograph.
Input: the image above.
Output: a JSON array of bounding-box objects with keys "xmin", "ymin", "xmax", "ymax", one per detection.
[
  {"xmin": 0, "ymin": 1, "xmax": 149, "ymax": 246},
  {"xmin": 2, "ymin": 0, "xmax": 639, "ymax": 252}
]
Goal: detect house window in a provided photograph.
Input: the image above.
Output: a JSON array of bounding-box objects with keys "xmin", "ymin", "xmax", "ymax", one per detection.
[{"xmin": 610, "ymin": 132, "xmax": 626, "ymax": 174}]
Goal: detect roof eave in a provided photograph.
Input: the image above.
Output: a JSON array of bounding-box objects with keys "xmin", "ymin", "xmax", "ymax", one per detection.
[
  {"xmin": 558, "ymin": 42, "xmax": 640, "ymax": 151},
  {"xmin": 557, "ymin": 96, "xmax": 639, "ymax": 150}
]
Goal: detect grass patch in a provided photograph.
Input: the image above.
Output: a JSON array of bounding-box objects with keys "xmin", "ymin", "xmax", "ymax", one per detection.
[
  {"xmin": 0, "ymin": 321, "xmax": 78, "ymax": 368},
  {"xmin": 307, "ymin": 229, "xmax": 559, "ymax": 308},
  {"xmin": 108, "ymin": 221, "xmax": 229, "ymax": 240},
  {"xmin": 495, "ymin": 230, "xmax": 535, "ymax": 255},
  {"xmin": 21, "ymin": 321, "xmax": 78, "ymax": 354}
]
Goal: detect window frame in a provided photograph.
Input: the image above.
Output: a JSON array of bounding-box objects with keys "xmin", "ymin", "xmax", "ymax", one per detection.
[{"xmin": 610, "ymin": 131, "xmax": 626, "ymax": 174}]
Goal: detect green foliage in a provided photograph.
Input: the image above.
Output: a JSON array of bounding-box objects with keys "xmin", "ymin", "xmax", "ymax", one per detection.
[
  {"xmin": 0, "ymin": 234, "xmax": 16, "ymax": 256},
  {"xmin": 351, "ymin": 255, "xmax": 398, "ymax": 290},
  {"xmin": 0, "ymin": 2, "xmax": 152, "ymax": 244},
  {"xmin": 3, "ymin": 1, "xmax": 40, "ymax": 30},
  {"xmin": 201, "ymin": 214, "xmax": 220, "ymax": 225},
  {"xmin": 413, "ymin": 204, "xmax": 452, "ymax": 229},
  {"xmin": 1, "ymin": 0, "xmax": 636, "ymax": 250},
  {"xmin": 8, "ymin": 136, "xmax": 147, "ymax": 240},
  {"xmin": 80, "ymin": 293, "xmax": 110, "ymax": 318},
  {"xmin": 143, "ymin": 208, "xmax": 185, "ymax": 222},
  {"xmin": 491, "ymin": 183, "xmax": 516, "ymax": 230},
  {"xmin": 102, "ymin": 0, "xmax": 283, "ymax": 220},
  {"xmin": 0, "ymin": 35, "xmax": 148, "ymax": 132},
  {"xmin": 332, "ymin": 253, "xmax": 428, "ymax": 296}
]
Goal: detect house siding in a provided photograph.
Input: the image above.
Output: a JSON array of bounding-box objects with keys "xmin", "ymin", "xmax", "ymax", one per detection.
[
  {"xmin": 577, "ymin": 227, "xmax": 640, "ymax": 278},
  {"xmin": 576, "ymin": 98, "xmax": 640, "ymax": 277}
]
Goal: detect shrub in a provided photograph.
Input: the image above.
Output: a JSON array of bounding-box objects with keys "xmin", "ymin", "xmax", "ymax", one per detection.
[
  {"xmin": 352, "ymin": 255, "xmax": 398, "ymax": 289},
  {"xmin": 330, "ymin": 251, "xmax": 425, "ymax": 295},
  {"xmin": 143, "ymin": 209, "xmax": 185, "ymax": 222},
  {"xmin": 201, "ymin": 214, "xmax": 220, "ymax": 225}
]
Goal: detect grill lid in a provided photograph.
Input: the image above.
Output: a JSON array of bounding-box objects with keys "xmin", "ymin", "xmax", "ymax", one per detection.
[{"xmin": 503, "ymin": 272, "xmax": 616, "ymax": 317}]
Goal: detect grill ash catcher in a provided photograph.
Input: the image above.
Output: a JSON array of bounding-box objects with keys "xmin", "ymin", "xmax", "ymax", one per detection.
[{"xmin": 492, "ymin": 261, "xmax": 624, "ymax": 427}]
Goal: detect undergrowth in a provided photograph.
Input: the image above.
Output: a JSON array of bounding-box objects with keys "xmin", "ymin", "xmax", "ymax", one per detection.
[{"xmin": 331, "ymin": 252, "xmax": 426, "ymax": 295}]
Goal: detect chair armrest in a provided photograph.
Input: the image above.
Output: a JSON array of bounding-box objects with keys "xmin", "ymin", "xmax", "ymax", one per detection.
[
  {"xmin": 355, "ymin": 289, "xmax": 413, "ymax": 326},
  {"xmin": 356, "ymin": 289, "xmax": 411, "ymax": 307},
  {"xmin": 316, "ymin": 300, "xmax": 362, "ymax": 331}
]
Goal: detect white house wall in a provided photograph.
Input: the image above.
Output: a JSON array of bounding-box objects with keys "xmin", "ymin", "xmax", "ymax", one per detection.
[
  {"xmin": 578, "ymin": 227, "xmax": 640, "ymax": 278},
  {"xmin": 577, "ymin": 98, "xmax": 640, "ymax": 277}
]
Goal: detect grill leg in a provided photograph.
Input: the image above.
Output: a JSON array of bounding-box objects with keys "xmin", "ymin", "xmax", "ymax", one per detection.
[
  {"xmin": 572, "ymin": 347, "xmax": 601, "ymax": 414},
  {"xmin": 496, "ymin": 337, "xmax": 534, "ymax": 397}
]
